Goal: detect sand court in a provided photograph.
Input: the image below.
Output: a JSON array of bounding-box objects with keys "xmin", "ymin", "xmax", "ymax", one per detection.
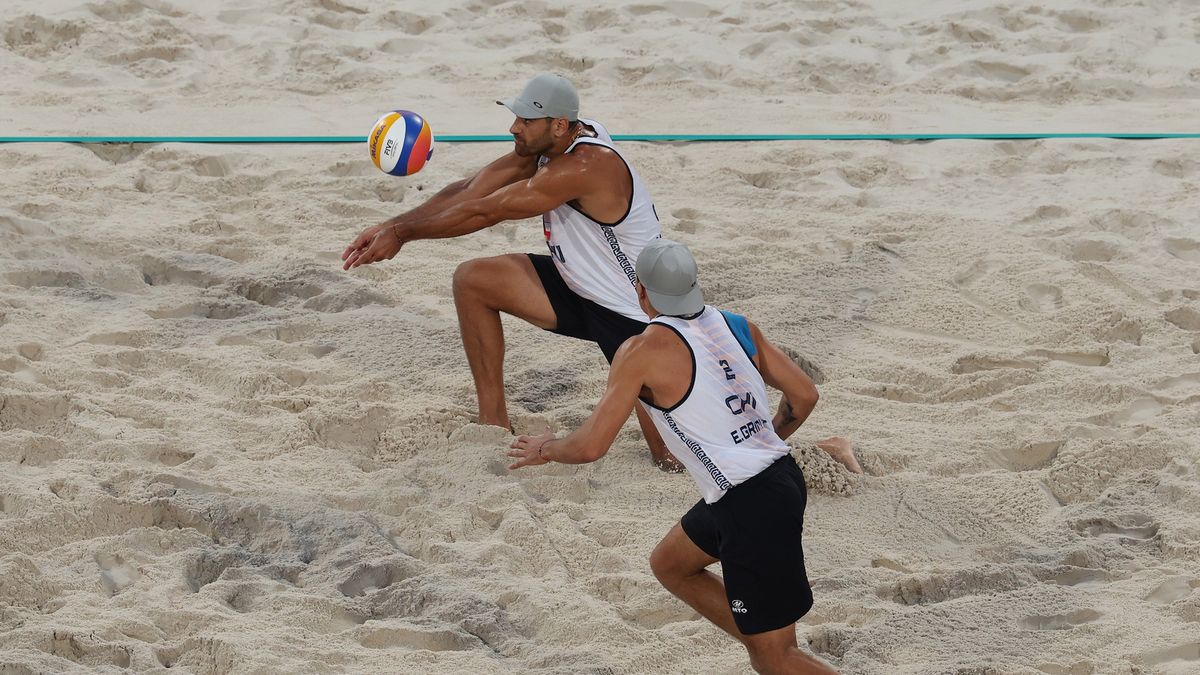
[{"xmin": 4, "ymin": 1, "xmax": 1200, "ymax": 673}]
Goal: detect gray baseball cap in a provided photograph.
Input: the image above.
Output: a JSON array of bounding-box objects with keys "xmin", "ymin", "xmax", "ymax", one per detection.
[
  {"xmin": 636, "ymin": 239, "xmax": 705, "ymax": 316},
  {"xmin": 496, "ymin": 74, "xmax": 579, "ymax": 121}
]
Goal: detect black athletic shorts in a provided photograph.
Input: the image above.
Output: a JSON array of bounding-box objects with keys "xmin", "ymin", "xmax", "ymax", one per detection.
[
  {"xmin": 680, "ymin": 455, "xmax": 814, "ymax": 635},
  {"xmin": 527, "ymin": 253, "xmax": 648, "ymax": 363}
]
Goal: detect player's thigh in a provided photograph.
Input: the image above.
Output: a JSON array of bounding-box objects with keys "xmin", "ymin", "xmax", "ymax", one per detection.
[
  {"xmin": 650, "ymin": 522, "xmax": 718, "ymax": 581},
  {"xmin": 452, "ymin": 254, "xmax": 557, "ymax": 330}
]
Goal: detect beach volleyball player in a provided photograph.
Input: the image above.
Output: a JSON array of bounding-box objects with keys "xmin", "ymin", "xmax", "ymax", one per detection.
[
  {"xmin": 343, "ymin": 73, "xmax": 684, "ymax": 469},
  {"xmin": 341, "ymin": 73, "xmax": 860, "ymax": 475},
  {"xmin": 508, "ymin": 240, "xmax": 839, "ymax": 674}
]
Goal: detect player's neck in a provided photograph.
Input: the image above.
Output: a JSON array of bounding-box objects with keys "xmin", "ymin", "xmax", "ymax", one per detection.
[{"xmin": 545, "ymin": 124, "xmax": 586, "ymax": 157}]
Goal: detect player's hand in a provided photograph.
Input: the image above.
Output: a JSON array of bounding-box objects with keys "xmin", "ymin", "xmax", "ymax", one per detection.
[
  {"xmin": 508, "ymin": 427, "xmax": 555, "ymax": 470},
  {"xmin": 342, "ymin": 222, "xmax": 402, "ymax": 270}
]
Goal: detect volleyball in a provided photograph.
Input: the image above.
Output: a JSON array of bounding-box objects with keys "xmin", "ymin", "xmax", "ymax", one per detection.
[{"xmin": 368, "ymin": 110, "xmax": 434, "ymax": 176}]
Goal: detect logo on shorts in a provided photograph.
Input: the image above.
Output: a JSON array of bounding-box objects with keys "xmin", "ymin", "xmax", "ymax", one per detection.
[{"xmin": 731, "ymin": 599, "xmax": 748, "ymax": 614}]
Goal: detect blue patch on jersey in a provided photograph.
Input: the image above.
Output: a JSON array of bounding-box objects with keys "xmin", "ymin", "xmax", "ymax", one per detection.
[{"xmin": 720, "ymin": 310, "xmax": 756, "ymax": 358}]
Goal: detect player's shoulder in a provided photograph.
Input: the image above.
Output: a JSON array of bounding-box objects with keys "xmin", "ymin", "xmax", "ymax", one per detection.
[
  {"xmin": 621, "ymin": 323, "xmax": 684, "ymax": 357},
  {"xmin": 566, "ymin": 136, "xmax": 622, "ymax": 168}
]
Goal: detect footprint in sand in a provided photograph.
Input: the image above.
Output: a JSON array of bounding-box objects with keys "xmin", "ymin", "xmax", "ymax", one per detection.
[
  {"xmin": 1152, "ymin": 159, "xmax": 1200, "ymax": 178},
  {"xmin": 192, "ymin": 156, "xmax": 232, "ymax": 178},
  {"xmin": 147, "ymin": 300, "xmax": 257, "ymax": 320},
  {"xmin": 1021, "ymin": 205, "xmax": 1070, "ymax": 223},
  {"xmin": 356, "ymin": 625, "xmax": 475, "ymax": 651},
  {"xmin": 1164, "ymin": 238, "xmax": 1200, "ymax": 262},
  {"xmin": 223, "ymin": 581, "xmax": 263, "ymax": 613},
  {"xmin": 1165, "ymin": 307, "xmax": 1200, "ymax": 331},
  {"xmin": 337, "ymin": 560, "xmax": 414, "ymax": 597},
  {"xmin": 1070, "ymin": 514, "xmax": 1159, "ymax": 541},
  {"xmin": 1021, "ymin": 609, "xmax": 1102, "ymax": 630},
  {"xmin": 233, "ymin": 277, "xmax": 325, "ymax": 307},
  {"xmin": 1085, "ymin": 398, "xmax": 1163, "ymax": 426},
  {"xmin": 1043, "ymin": 566, "xmax": 1117, "ymax": 588},
  {"xmin": 1141, "ymin": 642, "xmax": 1200, "ymax": 670},
  {"xmin": 952, "ymin": 354, "xmax": 1040, "ymax": 374},
  {"xmin": 0, "ymin": 393, "xmax": 71, "ymax": 432},
  {"xmin": 301, "ymin": 286, "xmax": 391, "ymax": 313},
  {"xmin": 17, "ymin": 343, "xmax": 45, "ymax": 361},
  {"xmin": 138, "ymin": 253, "xmax": 237, "ymax": 289},
  {"xmin": 1019, "ymin": 284, "xmax": 1065, "ymax": 313},
  {"xmin": 993, "ymin": 440, "xmax": 1063, "ymax": 471},
  {"xmin": 96, "ymin": 552, "xmax": 141, "ymax": 596},
  {"xmin": 1147, "ymin": 577, "xmax": 1200, "ymax": 604},
  {"xmin": 1, "ymin": 15, "xmax": 86, "ymax": 57},
  {"xmin": 1054, "ymin": 9, "xmax": 1106, "ymax": 32},
  {"xmin": 1151, "ymin": 373, "xmax": 1200, "ymax": 398},
  {"xmin": 6, "ymin": 268, "xmax": 89, "ymax": 290},
  {"xmin": 46, "ymin": 632, "xmax": 132, "ymax": 669},
  {"xmin": 1028, "ymin": 349, "xmax": 1109, "ymax": 367},
  {"xmin": 153, "ymin": 448, "xmax": 195, "ymax": 467},
  {"xmin": 185, "ymin": 548, "xmax": 246, "ymax": 593},
  {"xmin": 1064, "ymin": 239, "xmax": 1119, "ymax": 262}
]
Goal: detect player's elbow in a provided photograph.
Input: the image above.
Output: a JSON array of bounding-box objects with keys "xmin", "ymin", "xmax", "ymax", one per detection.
[
  {"xmin": 791, "ymin": 383, "xmax": 819, "ymax": 415},
  {"xmin": 580, "ymin": 444, "xmax": 609, "ymax": 464}
]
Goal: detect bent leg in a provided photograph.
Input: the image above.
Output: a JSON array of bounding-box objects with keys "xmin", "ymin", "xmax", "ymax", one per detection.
[
  {"xmin": 649, "ymin": 523, "xmax": 744, "ymax": 641},
  {"xmin": 452, "ymin": 254, "xmax": 557, "ymax": 429},
  {"xmin": 743, "ymin": 624, "xmax": 839, "ymax": 675}
]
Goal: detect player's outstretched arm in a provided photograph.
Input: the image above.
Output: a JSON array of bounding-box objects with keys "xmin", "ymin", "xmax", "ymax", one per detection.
[
  {"xmin": 508, "ymin": 337, "xmax": 651, "ymax": 469},
  {"xmin": 391, "ymin": 151, "xmax": 538, "ymax": 230},
  {"xmin": 749, "ymin": 321, "xmax": 820, "ymax": 441},
  {"xmin": 344, "ymin": 155, "xmax": 589, "ymax": 270},
  {"xmin": 341, "ymin": 151, "xmax": 536, "ymax": 269}
]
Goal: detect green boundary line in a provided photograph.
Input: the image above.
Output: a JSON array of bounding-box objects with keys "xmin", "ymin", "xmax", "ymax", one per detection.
[{"xmin": 1, "ymin": 133, "xmax": 1200, "ymax": 144}]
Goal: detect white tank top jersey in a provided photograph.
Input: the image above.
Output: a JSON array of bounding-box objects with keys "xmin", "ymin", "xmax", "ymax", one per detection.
[
  {"xmin": 640, "ymin": 307, "xmax": 791, "ymax": 504},
  {"xmin": 539, "ymin": 118, "xmax": 661, "ymax": 322}
]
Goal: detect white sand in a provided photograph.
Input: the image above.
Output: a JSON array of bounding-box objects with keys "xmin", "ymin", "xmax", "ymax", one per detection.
[{"xmin": 2, "ymin": 1, "xmax": 1199, "ymax": 673}]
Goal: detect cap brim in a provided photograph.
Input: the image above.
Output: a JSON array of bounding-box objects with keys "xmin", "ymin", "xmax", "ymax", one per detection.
[
  {"xmin": 496, "ymin": 99, "xmax": 549, "ymax": 119},
  {"xmin": 646, "ymin": 285, "xmax": 705, "ymax": 317}
]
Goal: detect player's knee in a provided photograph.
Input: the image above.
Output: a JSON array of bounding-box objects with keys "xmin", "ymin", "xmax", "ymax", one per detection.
[
  {"xmin": 745, "ymin": 643, "xmax": 785, "ymax": 674},
  {"xmin": 648, "ymin": 542, "xmax": 686, "ymax": 587},
  {"xmin": 648, "ymin": 544, "xmax": 673, "ymax": 584},
  {"xmin": 452, "ymin": 258, "xmax": 487, "ymax": 299}
]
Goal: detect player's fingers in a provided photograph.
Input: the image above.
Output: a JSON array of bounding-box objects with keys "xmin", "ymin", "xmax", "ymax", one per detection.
[
  {"xmin": 342, "ymin": 233, "xmax": 369, "ymax": 259},
  {"xmin": 351, "ymin": 247, "xmax": 377, "ymax": 268}
]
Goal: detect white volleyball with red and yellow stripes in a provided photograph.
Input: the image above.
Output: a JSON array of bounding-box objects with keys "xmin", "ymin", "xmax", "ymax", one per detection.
[{"xmin": 368, "ymin": 110, "xmax": 434, "ymax": 176}]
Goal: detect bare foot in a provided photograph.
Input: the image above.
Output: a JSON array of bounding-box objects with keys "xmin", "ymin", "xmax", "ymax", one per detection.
[{"xmin": 815, "ymin": 436, "xmax": 862, "ymax": 474}]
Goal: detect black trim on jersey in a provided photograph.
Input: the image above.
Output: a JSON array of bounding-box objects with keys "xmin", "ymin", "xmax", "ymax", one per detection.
[
  {"xmin": 637, "ymin": 321, "xmax": 697, "ymax": 413},
  {"xmin": 564, "ymin": 138, "xmax": 635, "ymax": 227},
  {"xmin": 663, "ymin": 409, "xmax": 732, "ymax": 490},
  {"xmin": 720, "ymin": 311, "xmax": 762, "ymax": 373}
]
